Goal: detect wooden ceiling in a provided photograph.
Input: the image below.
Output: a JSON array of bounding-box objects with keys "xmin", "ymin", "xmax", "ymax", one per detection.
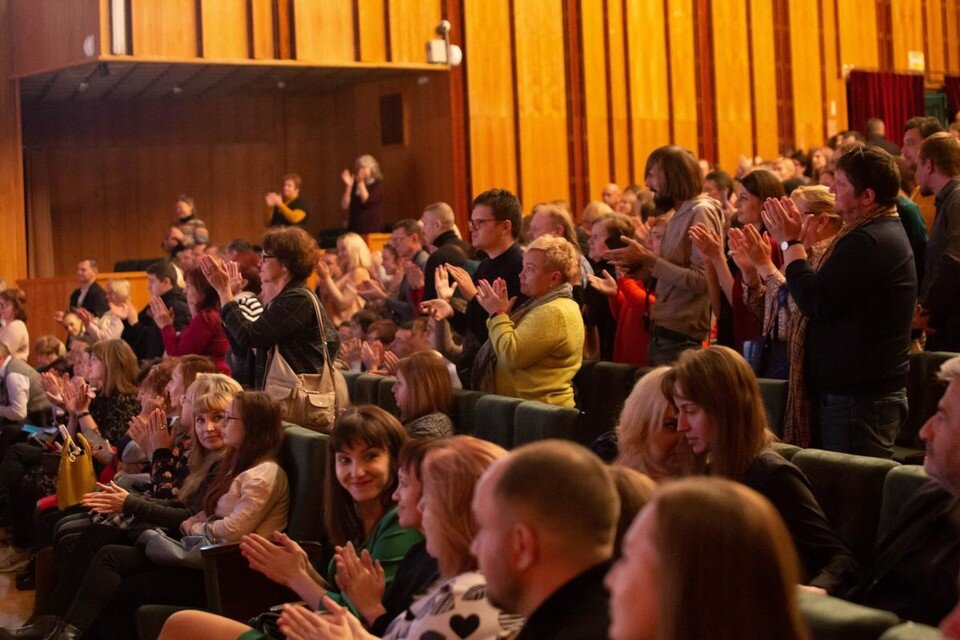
[{"xmin": 18, "ymin": 60, "xmax": 441, "ymax": 103}]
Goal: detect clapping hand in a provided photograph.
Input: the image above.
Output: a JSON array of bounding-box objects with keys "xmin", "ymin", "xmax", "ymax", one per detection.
[
  {"xmin": 64, "ymin": 378, "xmax": 92, "ymax": 415},
  {"xmin": 357, "ymin": 279, "xmax": 388, "ymax": 302},
  {"xmin": 81, "ymin": 481, "xmax": 129, "ymax": 515},
  {"xmin": 420, "ymin": 298, "xmax": 454, "ymax": 322},
  {"xmin": 739, "ymin": 225, "xmax": 774, "ymax": 268},
  {"xmin": 200, "ymin": 255, "xmax": 231, "ymax": 296},
  {"xmin": 761, "ymin": 197, "xmax": 804, "ymax": 244},
  {"xmin": 445, "ymin": 265, "xmax": 476, "ymax": 301},
  {"xmin": 226, "ymin": 261, "xmax": 243, "ymax": 294},
  {"xmin": 264, "ymin": 192, "xmax": 282, "ymax": 207},
  {"xmin": 39, "ymin": 372, "xmax": 68, "ymax": 408},
  {"xmin": 148, "ymin": 296, "xmax": 173, "ymax": 329},
  {"xmin": 340, "ymin": 169, "xmax": 355, "ymax": 187},
  {"xmin": 434, "ymin": 264, "xmax": 458, "ymax": 301},
  {"xmin": 130, "ymin": 408, "xmax": 173, "ymax": 459},
  {"xmin": 604, "ymin": 236, "xmax": 655, "ymax": 269},
  {"xmin": 240, "ymin": 532, "xmax": 312, "ymax": 589},
  {"xmin": 587, "ymin": 270, "xmax": 619, "ymax": 296},
  {"xmin": 360, "ymin": 341, "xmax": 384, "ymax": 372},
  {"xmin": 402, "ymin": 261, "xmax": 425, "ymax": 290},
  {"xmin": 334, "ymin": 542, "xmax": 386, "ymax": 624},
  {"xmin": 381, "ymin": 350, "xmax": 399, "ymax": 375},
  {"xmin": 475, "ymin": 278, "xmax": 516, "ymax": 316},
  {"xmin": 314, "ymin": 258, "xmax": 332, "ymax": 281},
  {"xmin": 75, "ymin": 307, "xmax": 95, "ymax": 328},
  {"xmin": 688, "ymin": 223, "xmax": 725, "ymax": 263}
]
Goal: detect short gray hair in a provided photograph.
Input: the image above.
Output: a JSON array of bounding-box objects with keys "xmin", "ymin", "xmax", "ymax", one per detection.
[{"xmin": 938, "ymin": 355, "xmax": 960, "ymax": 383}]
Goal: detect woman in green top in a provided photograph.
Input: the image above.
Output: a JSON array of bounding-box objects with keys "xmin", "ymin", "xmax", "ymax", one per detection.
[{"xmin": 158, "ymin": 405, "xmax": 423, "ymax": 640}]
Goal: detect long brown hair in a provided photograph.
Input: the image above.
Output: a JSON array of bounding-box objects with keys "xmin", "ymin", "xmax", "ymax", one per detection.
[
  {"xmin": 395, "ymin": 351, "xmax": 453, "ymax": 421},
  {"xmin": 201, "ymin": 391, "xmax": 284, "ymax": 515},
  {"xmin": 652, "ymin": 478, "xmax": 810, "ymax": 640},
  {"xmin": 323, "ymin": 406, "xmax": 407, "ymax": 547},
  {"xmin": 662, "ymin": 346, "xmax": 771, "ymax": 481},
  {"xmin": 89, "ymin": 339, "xmax": 138, "ymax": 396}
]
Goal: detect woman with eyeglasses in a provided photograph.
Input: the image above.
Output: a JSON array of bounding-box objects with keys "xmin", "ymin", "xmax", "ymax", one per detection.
[{"xmin": 200, "ymin": 226, "xmax": 340, "ymax": 392}]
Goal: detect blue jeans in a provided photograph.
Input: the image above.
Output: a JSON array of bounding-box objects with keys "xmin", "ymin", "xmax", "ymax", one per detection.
[
  {"xmin": 816, "ymin": 389, "xmax": 908, "ymax": 459},
  {"xmin": 648, "ymin": 332, "xmax": 702, "ymax": 366}
]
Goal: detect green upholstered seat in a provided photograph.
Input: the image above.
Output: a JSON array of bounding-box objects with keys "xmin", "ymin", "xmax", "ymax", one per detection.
[
  {"xmin": 473, "ymin": 395, "xmax": 522, "ymax": 448},
  {"xmin": 353, "ymin": 373, "xmax": 382, "ymax": 405},
  {"xmin": 771, "ymin": 441, "xmax": 802, "ymax": 461},
  {"xmin": 792, "ymin": 449, "xmax": 899, "ymax": 562},
  {"xmin": 376, "ymin": 376, "xmax": 401, "ymax": 417},
  {"xmin": 341, "ymin": 370, "xmax": 362, "ymax": 401},
  {"xmin": 878, "ymin": 622, "xmax": 946, "ymax": 640},
  {"xmin": 758, "ymin": 378, "xmax": 789, "ymax": 438},
  {"xmin": 578, "ymin": 362, "xmax": 639, "ymax": 445},
  {"xmin": 279, "ymin": 426, "xmax": 329, "ymax": 541},
  {"xmin": 451, "ymin": 388, "xmax": 484, "ymax": 435},
  {"xmin": 876, "ymin": 464, "xmax": 931, "ymax": 543},
  {"xmin": 513, "ymin": 400, "xmax": 580, "ymax": 447},
  {"xmin": 798, "ymin": 591, "xmax": 900, "ymax": 640}
]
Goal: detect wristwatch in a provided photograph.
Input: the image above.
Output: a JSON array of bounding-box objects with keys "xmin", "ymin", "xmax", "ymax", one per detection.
[{"xmin": 780, "ymin": 239, "xmax": 802, "ymax": 251}]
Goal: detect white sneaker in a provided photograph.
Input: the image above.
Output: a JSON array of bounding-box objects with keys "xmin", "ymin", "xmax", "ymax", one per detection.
[{"xmin": 0, "ymin": 546, "xmax": 31, "ymax": 573}]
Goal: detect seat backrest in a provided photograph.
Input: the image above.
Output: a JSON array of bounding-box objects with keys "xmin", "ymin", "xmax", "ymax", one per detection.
[
  {"xmin": 572, "ymin": 360, "xmax": 597, "ymax": 413},
  {"xmin": 513, "ymin": 401, "xmax": 580, "ymax": 447},
  {"xmin": 792, "ymin": 449, "xmax": 899, "ymax": 562},
  {"xmin": 341, "ymin": 371, "xmax": 362, "ymax": 403},
  {"xmin": 903, "ymin": 351, "xmax": 953, "ymax": 446},
  {"xmin": 376, "ymin": 376, "xmax": 401, "ymax": 417},
  {"xmin": 451, "ymin": 389, "xmax": 484, "ymax": 435},
  {"xmin": 771, "ymin": 441, "xmax": 802, "ymax": 461},
  {"xmin": 876, "ymin": 464, "xmax": 931, "ymax": 543},
  {"xmin": 579, "ymin": 362, "xmax": 639, "ymax": 444},
  {"xmin": 473, "ymin": 395, "xmax": 523, "ymax": 449},
  {"xmin": 797, "ymin": 591, "xmax": 900, "ymax": 640},
  {"xmin": 878, "ymin": 622, "xmax": 947, "ymax": 640},
  {"xmin": 758, "ymin": 378, "xmax": 789, "ymax": 438},
  {"xmin": 279, "ymin": 426, "xmax": 329, "ymax": 541},
  {"xmin": 353, "ymin": 373, "xmax": 381, "ymax": 405}
]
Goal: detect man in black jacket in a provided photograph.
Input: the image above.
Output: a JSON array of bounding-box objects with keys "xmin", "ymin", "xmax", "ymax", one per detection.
[
  {"xmin": 419, "ymin": 201, "xmax": 471, "ymax": 301},
  {"xmin": 119, "ymin": 261, "xmax": 190, "ymax": 361},
  {"xmin": 766, "ymin": 144, "xmax": 916, "ymax": 458},
  {"xmin": 67, "ymin": 258, "xmax": 109, "ymax": 317},
  {"xmin": 471, "ymin": 441, "xmax": 616, "ymax": 640}
]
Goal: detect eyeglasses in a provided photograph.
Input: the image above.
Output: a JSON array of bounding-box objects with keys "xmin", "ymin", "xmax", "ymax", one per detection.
[
  {"xmin": 259, "ymin": 251, "xmax": 277, "ymax": 261},
  {"xmin": 468, "ymin": 218, "xmax": 499, "ymax": 231}
]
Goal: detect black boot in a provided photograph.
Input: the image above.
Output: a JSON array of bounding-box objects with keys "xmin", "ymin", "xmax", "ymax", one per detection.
[{"xmin": 0, "ymin": 616, "xmax": 61, "ymax": 640}]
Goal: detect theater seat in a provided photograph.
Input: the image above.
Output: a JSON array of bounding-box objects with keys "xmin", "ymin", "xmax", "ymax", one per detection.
[
  {"xmin": 376, "ymin": 376, "xmax": 401, "ymax": 417},
  {"xmin": 798, "ymin": 591, "xmax": 900, "ymax": 640},
  {"xmin": 472, "ymin": 395, "xmax": 522, "ymax": 448},
  {"xmin": 758, "ymin": 378, "xmax": 788, "ymax": 438},
  {"xmin": 342, "ymin": 370, "xmax": 361, "ymax": 400},
  {"xmin": 451, "ymin": 389, "xmax": 483, "ymax": 435},
  {"xmin": 513, "ymin": 401, "xmax": 580, "ymax": 447},
  {"xmin": 572, "ymin": 360, "xmax": 597, "ymax": 411},
  {"xmin": 353, "ymin": 373, "xmax": 381, "ymax": 405},
  {"xmin": 903, "ymin": 351, "xmax": 954, "ymax": 447},
  {"xmin": 878, "ymin": 622, "xmax": 946, "ymax": 639},
  {"xmin": 791, "ymin": 449, "xmax": 899, "ymax": 562},
  {"xmin": 280, "ymin": 425, "xmax": 328, "ymax": 541},
  {"xmin": 876, "ymin": 464, "xmax": 931, "ymax": 543},
  {"xmin": 771, "ymin": 441, "xmax": 802, "ymax": 461},
  {"xmin": 579, "ymin": 362, "xmax": 639, "ymax": 445}
]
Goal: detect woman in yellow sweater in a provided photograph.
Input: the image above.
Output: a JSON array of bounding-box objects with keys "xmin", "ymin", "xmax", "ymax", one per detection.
[{"xmin": 474, "ymin": 235, "xmax": 584, "ymax": 407}]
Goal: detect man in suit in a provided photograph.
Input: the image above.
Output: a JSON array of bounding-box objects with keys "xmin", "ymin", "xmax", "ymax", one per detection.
[{"xmin": 67, "ymin": 258, "xmax": 109, "ymax": 317}]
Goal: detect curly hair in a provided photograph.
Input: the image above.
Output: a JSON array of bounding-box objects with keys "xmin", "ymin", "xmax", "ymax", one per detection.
[
  {"xmin": 526, "ymin": 235, "xmax": 579, "ymax": 282},
  {"xmin": 262, "ymin": 226, "xmax": 321, "ymax": 282}
]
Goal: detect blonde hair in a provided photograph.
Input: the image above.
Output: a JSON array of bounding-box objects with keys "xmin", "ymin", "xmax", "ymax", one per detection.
[
  {"xmin": 421, "ymin": 436, "xmax": 507, "ymax": 577},
  {"xmin": 178, "ymin": 374, "xmax": 242, "ymax": 502},
  {"xmin": 105, "ymin": 279, "xmax": 131, "ymax": 302},
  {"xmin": 791, "ymin": 185, "xmax": 835, "ymax": 215},
  {"xmin": 616, "ymin": 368, "xmax": 700, "ymax": 480},
  {"xmin": 581, "ymin": 200, "xmax": 615, "ymax": 227},
  {"xmin": 338, "ymin": 232, "xmax": 372, "ymax": 271},
  {"xmin": 355, "ymin": 154, "xmax": 383, "ymax": 182},
  {"xmin": 526, "ymin": 235, "xmax": 579, "ymax": 283},
  {"xmin": 423, "ymin": 202, "xmax": 455, "ymax": 229}
]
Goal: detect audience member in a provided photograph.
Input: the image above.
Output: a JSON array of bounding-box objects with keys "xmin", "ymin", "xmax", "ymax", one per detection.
[
  {"xmin": 317, "ymin": 232, "xmax": 371, "ymax": 326},
  {"xmin": 576, "ymin": 200, "xmax": 615, "ymax": 256},
  {"xmin": 471, "ymin": 440, "xmax": 617, "ymax": 639},
  {"xmin": 418, "ymin": 202, "xmax": 471, "ymax": 302},
  {"xmin": 77, "ymin": 279, "xmax": 130, "ymax": 342},
  {"xmin": 31, "ymin": 336, "xmax": 67, "ymax": 375},
  {"xmin": 221, "ymin": 250, "xmax": 263, "ymax": 387},
  {"xmin": 341, "ymin": 155, "xmax": 385, "ymax": 234},
  {"xmin": 601, "ymin": 183, "xmax": 621, "ymax": 209},
  {"xmin": 809, "ymin": 146, "xmax": 834, "ymax": 184},
  {"xmin": 119, "ymin": 261, "xmax": 190, "ymax": 362},
  {"xmin": 265, "ymin": 173, "xmax": 311, "ymax": 229},
  {"xmin": 915, "ymin": 132, "xmax": 960, "ymax": 352},
  {"xmin": 156, "ymin": 266, "xmax": 230, "ymax": 375},
  {"xmin": 606, "ymin": 145, "xmax": 724, "ymax": 365},
  {"xmin": 358, "ymin": 220, "xmax": 428, "ymax": 323},
  {"xmin": 664, "ymin": 346, "xmax": 858, "ymax": 593},
  {"xmin": 167, "ymin": 195, "xmax": 209, "ymax": 252},
  {"xmin": 606, "ymin": 477, "xmax": 811, "ymax": 640},
  {"xmin": 903, "ymin": 116, "xmax": 945, "ymax": 229},
  {"xmin": 582, "ymin": 213, "xmax": 629, "ymax": 361},
  {"xmin": 703, "ymin": 169, "xmax": 736, "ymax": 225},
  {"xmin": 393, "ymin": 351, "xmax": 454, "ymax": 439},
  {"xmin": 764, "ymin": 145, "xmax": 915, "ymax": 457},
  {"xmin": 202, "ymin": 227, "xmax": 339, "ymax": 390},
  {"xmin": 0, "ymin": 290, "xmax": 29, "ymax": 361},
  {"xmin": 66, "ymin": 259, "xmax": 109, "ymax": 318},
  {"xmin": 528, "ymin": 204, "xmax": 593, "ymax": 286},
  {"xmin": 606, "ymin": 466, "xmax": 655, "ymax": 558},
  {"xmin": 866, "ymin": 117, "xmax": 901, "ymax": 156},
  {"xmin": 474, "ymin": 236, "xmax": 583, "ymax": 406},
  {"xmin": 0, "ymin": 341, "xmax": 51, "ymax": 439}
]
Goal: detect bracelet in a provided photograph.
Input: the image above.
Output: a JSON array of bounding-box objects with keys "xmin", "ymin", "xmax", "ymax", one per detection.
[{"xmin": 76, "ymin": 411, "xmax": 91, "ymax": 419}]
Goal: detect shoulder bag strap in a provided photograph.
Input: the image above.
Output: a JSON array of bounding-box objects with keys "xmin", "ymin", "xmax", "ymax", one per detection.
[{"xmin": 305, "ymin": 289, "xmax": 340, "ymax": 415}]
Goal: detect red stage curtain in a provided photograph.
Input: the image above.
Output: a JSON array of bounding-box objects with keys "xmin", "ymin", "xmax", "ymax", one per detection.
[
  {"xmin": 944, "ymin": 76, "xmax": 960, "ymax": 118},
  {"xmin": 847, "ymin": 71, "xmax": 925, "ymax": 136}
]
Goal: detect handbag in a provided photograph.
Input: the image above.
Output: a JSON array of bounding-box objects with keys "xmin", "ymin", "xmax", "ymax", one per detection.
[
  {"xmin": 743, "ymin": 285, "xmax": 790, "ymax": 381},
  {"xmin": 56, "ymin": 432, "xmax": 97, "ymax": 510},
  {"xmin": 263, "ymin": 289, "xmax": 347, "ymax": 433},
  {"xmin": 139, "ymin": 527, "xmax": 213, "ymax": 570}
]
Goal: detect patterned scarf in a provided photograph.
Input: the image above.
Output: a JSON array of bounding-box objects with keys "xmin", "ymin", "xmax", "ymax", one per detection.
[
  {"xmin": 782, "ymin": 205, "xmax": 899, "ymax": 446},
  {"xmin": 471, "ymin": 283, "xmax": 574, "ymax": 393}
]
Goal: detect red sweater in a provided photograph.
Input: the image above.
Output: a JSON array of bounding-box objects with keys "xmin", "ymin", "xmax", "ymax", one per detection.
[
  {"xmin": 608, "ymin": 277, "xmax": 654, "ymax": 366},
  {"xmin": 161, "ymin": 308, "xmax": 231, "ymax": 375}
]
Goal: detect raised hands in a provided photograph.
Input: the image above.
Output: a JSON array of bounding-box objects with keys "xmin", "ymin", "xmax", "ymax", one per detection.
[
  {"xmin": 360, "ymin": 340, "xmax": 385, "ymax": 372},
  {"xmin": 402, "ymin": 261, "xmax": 425, "ymax": 290},
  {"xmin": 688, "ymin": 222, "xmax": 725, "ymax": 263},
  {"xmin": 226, "ymin": 260, "xmax": 243, "ymax": 294},
  {"xmin": 738, "ymin": 225, "xmax": 775, "ymax": 268},
  {"xmin": 200, "ymin": 254, "xmax": 231, "ymax": 296},
  {"xmin": 434, "ymin": 264, "xmax": 459, "ymax": 301},
  {"xmin": 339, "ymin": 337, "xmax": 362, "ymax": 365},
  {"xmin": 604, "ymin": 236, "xmax": 655, "ymax": 269},
  {"xmin": 445, "ymin": 264, "xmax": 476, "ymax": 301},
  {"xmin": 333, "ymin": 541, "xmax": 386, "ymax": 624},
  {"xmin": 149, "ymin": 296, "xmax": 173, "ymax": 329},
  {"xmin": 761, "ymin": 197, "xmax": 804, "ymax": 244},
  {"xmin": 63, "ymin": 377, "xmax": 92, "ymax": 415},
  {"xmin": 39, "ymin": 371, "xmax": 68, "ymax": 408},
  {"xmin": 340, "ymin": 169, "xmax": 355, "ymax": 187},
  {"xmin": 586, "ymin": 269, "xmax": 619, "ymax": 296},
  {"xmin": 475, "ymin": 278, "xmax": 517, "ymax": 316},
  {"xmin": 420, "ymin": 298, "xmax": 454, "ymax": 322},
  {"xmin": 129, "ymin": 408, "xmax": 173, "ymax": 459},
  {"xmin": 356, "ymin": 279, "xmax": 388, "ymax": 303}
]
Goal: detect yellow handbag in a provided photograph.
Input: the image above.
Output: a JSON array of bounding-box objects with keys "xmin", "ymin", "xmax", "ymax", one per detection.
[{"xmin": 56, "ymin": 432, "xmax": 97, "ymax": 510}]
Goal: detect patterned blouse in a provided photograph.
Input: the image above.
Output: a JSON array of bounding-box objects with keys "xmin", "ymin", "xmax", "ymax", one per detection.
[{"xmin": 383, "ymin": 572, "xmax": 524, "ymax": 640}]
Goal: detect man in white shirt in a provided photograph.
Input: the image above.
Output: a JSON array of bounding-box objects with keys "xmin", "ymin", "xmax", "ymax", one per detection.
[{"xmin": 0, "ymin": 341, "xmax": 52, "ymax": 458}]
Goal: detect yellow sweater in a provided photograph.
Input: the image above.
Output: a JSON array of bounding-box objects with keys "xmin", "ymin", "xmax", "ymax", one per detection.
[{"xmin": 486, "ymin": 297, "xmax": 584, "ymax": 407}]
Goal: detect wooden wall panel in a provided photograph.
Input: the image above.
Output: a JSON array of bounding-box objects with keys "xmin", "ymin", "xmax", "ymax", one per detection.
[
  {"xmin": 293, "ymin": 0, "xmax": 355, "ymax": 62},
  {"xmin": 131, "ymin": 0, "xmax": 198, "ymax": 58},
  {"xmin": 580, "ymin": 0, "xmax": 611, "ymax": 203},
  {"xmin": 250, "ymin": 0, "xmax": 275, "ymax": 59},
  {"xmin": 605, "ymin": 0, "xmax": 631, "ymax": 186},
  {"xmin": 1, "ymin": 0, "xmax": 27, "ymax": 282},
  {"xmin": 837, "ymin": 0, "xmax": 879, "ymax": 68},
  {"xmin": 751, "ymin": 0, "xmax": 780, "ymax": 160},
  {"xmin": 200, "ymin": 0, "xmax": 249, "ymax": 59},
  {"xmin": 790, "ymin": 0, "xmax": 823, "ymax": 151},
  {"xmin": 625, "ymin": 0, "xmax": 670, "ymax": 177},
  {"xmin": 946, "ymin": 0, "xmax": 960, "ymax": 73},
  {"xmin": 925, "ymin": 0, "xmax": 946, "ymax": 81},
  {"xmin": 513, "ymin": 0, "xmax": 569, "ymax": 207},
  {"xmin": 463, "ymin": 0, "xmax": 517, "ymax": 195},
  {"xmin": 891, "ymin": 0, "xmax": 925, "ymax": 71},
  {"xmin": 11, "ymin": 0, "xmax": 101, "ymax": 77},
  {"xmin": 819, "ymin": 0, "xmax": 846, "ymax": 139},
  {"xmin": 358, "ymin": 0, "xmax": 388, "ymax": 62},
  {"xmin": 388, "ymin": 0, "xmax": 441, "ymax": 63},
  {"xmin": 665, "ymin": 0, "xmax": 699, "ymax": 152},
  {"xmin": 714, "ymin": 0, "xmax": 754, "ymax": 172}
]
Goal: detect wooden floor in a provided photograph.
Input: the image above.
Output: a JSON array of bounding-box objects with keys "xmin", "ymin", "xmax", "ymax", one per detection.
[{"xmin": 0, "ymin": 573, "xmax": 33, "ymax": 629}]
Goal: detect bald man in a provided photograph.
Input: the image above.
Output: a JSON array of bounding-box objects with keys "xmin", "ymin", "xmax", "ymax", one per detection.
[
  {"xmin": 601, "ymin": 183, "xmax": 621, "ymax": 208},
  {"xmin": 471, "ymin": 440, "xmax": 618, "ymax": 639}
]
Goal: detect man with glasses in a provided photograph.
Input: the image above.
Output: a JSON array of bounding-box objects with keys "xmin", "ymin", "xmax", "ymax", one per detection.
[{"xmin": 421, "ymin": 189, "xmax": 524, "ymax": 387}]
